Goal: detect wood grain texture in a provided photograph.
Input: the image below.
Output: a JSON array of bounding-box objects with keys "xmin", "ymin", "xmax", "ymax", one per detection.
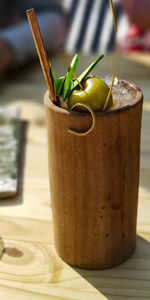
[
  {"xmin": 0, "ymin": 234, "xmax": 150, "ymax": 300},
  {"xmin": 45, "ymin": 86, "xmax": 143, "ymax": 269},
  {"xmin": 0, "ymin": 55, "xmax": 150, "ymax": 299}
]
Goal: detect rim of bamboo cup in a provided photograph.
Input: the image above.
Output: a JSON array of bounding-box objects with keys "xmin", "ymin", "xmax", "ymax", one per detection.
[{"xmin": 44, "ymin": 85, "xmax": 143, "ymax": 116}]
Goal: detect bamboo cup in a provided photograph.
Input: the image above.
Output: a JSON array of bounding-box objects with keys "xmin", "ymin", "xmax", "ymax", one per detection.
[{"xmin": 44, "ymin": 82, "xmax": 143, "ymax": 269}]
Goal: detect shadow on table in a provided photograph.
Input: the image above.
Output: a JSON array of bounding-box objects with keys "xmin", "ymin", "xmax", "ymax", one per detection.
[
  {"xmin": 0, "ymin": 121, "xmax": 28, "ymax": 206},
  {"xmin": 73, "ymin": 235, "xmax": 150, "ymax": 299}
]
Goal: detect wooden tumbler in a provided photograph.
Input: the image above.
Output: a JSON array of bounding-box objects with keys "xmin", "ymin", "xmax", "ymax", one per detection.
[{"xmin": 44, "ymin": 83, "xmax": 143, "ymax": 270}]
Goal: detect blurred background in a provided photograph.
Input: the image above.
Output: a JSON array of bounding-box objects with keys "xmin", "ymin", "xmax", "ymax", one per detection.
[
  {"xmin": 0, "ymin": 0, "xmax": 150, "ymax": 77},
  {"xmin": 64, "ymin": 0, "xmax": 150, "ymax": 54}
]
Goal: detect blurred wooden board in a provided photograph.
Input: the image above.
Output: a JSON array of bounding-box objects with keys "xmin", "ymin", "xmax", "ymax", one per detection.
[
  {"xmin": 0, "ymin": 107, "xmax": 21, "ymax": 198},
  {"xmin": 0, "ymin": 56, "xmax": 150, "ymax": 299}
]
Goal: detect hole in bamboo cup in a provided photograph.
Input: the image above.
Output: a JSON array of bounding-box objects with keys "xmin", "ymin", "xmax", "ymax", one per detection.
[{"xmin": 68, "ymin": 103, "xmax": 96, "ymax": 136}]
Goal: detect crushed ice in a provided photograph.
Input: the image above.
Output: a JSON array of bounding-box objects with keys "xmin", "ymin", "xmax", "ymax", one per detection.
[{"xmin": 102, "ymin": 76, "xmax": 138, "ymax": 110}]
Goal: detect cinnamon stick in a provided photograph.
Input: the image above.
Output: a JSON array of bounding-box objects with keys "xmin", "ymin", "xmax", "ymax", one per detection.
[{"xmin": 26, "ymin": 8, "xmax": 57, "ymax": 103}]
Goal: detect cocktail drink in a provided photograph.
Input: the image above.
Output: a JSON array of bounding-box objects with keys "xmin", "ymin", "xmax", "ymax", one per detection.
[
  {"xmin": 44, "ymin": 77, "xmax": 143, "ymax": 269},
  {"xmin": 26, "ymin": 4, "xmax": 143, "ymax": 269}
]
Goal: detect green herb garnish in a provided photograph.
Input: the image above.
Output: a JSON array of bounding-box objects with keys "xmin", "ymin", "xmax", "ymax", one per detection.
[
  {"xmin": 49, "ymin": 53, "xmax": 104, "ymax": 101},
  {"xmin": 73, "ymin": 54, "xmax": 104, "ymax": 91}
]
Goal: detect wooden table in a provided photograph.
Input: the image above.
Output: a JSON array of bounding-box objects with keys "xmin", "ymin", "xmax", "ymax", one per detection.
[{"xmin": 0, "ymin": 55, "xmax": 150, "ymax": 300}]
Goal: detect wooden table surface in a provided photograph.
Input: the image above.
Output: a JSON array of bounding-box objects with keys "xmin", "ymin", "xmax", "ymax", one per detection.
[{"xmin": 0, "ymin": 54, "xmax": 150, "ymax": 300}]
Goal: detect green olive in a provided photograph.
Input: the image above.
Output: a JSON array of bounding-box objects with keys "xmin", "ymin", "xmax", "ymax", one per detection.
[{"xmin": 68, "ymin": 77, "xmax": 113, "ymax": 112}]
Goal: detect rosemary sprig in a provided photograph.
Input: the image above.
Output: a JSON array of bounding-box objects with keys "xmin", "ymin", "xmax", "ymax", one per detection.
[
  {"xmin": 50, "ymin": 64, "xmax": 65, "ymax": 96},
  {"xmin": 63, "ymin": 53, "xmax": 79, "ymax": 100}
]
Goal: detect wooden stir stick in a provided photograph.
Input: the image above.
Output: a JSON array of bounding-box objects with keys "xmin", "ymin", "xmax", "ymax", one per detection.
[
  {"xmin": 26, "ymin": 8, "xmax": 57, "ymax": 103},
  {"xmin": 109, "ymin": 0, "xmax": 117, "ymax": 33}
]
